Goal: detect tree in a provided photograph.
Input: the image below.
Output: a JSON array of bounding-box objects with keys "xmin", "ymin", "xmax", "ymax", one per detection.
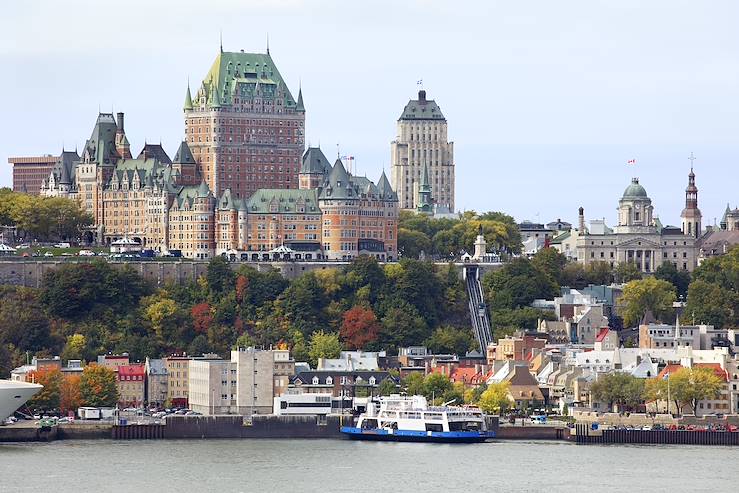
[
  {"xmin": 402, "ymin": 373, "xmax": 425, "ymax": 396},
  {"xmin": 143, "ymin": 294, "xmax": 178, "ymax": 340},
  {"xmin": 206, "ymin": 256, "xmax": 235, "ymax": 296},
  {"xmin": 654, "ymin": 262, "xmax": 691, "ymax": 299},
  {"xmin": 79, "ymin": 365, "xmax": 118, "ymax": 407},
  {"xmin": 590, "ymin": 373, "xmax": 645, "ymax": 412},
  {"xmin": 398, "ymin": 228, "xmax": 432, "ymax": 259},
  {"xmin": 585, "ymin": 261, "xmax": 614, "ymax": 286},
  {"xmin": 61, "ymin": 334, "xmax": 86, "ymax": 361},
  {"xmin": 279, "ymin": 273, "xmax": 327, "ymax": 336},
  {"xmin": 614, "ymin": 262, "xmax": 643, "ymax": 283},
  {"xmin": 60, "ymin": 375, "xmax": 82, "ymax": 413},
  {"xmin": 483, "ymin": 257, "xmax": 558, "ymax": 310},
  {"xmin": 191, "ymin": 303, "xmax": 214, "ymax": 334},
  {"xmin": 340, "ymin": 306, "xmax": 380, "ymax": 350},
  {"xmin": 620, "ymin": 277, "xmax": 676, "ymax": 327},
  {"xmin": 307, "ymin": 330, "xmax": 341, "ymax": 367},
  {"xmin": 478, "ymin": 382, "xmax": 511, "ymax": 414},
  {"xmin": 0, "ymin": 287, "xmax": 54, "ymax": 353},
  {"xmin": 377, "ymin": 377, "xmax": 398, "ymax": 396},
  {"xmin": 668, "ymin": 367, "xmax": 723, "ymax": 415},
  {"xmin": 685, "ymin": 280, "xmax": 734, "ymax": 328},
  {"xmin": 531, "ymin": 248, "xmax": 567, "ymax": 285},
  {"xmin": 27, "ymin": 369, "xmax": 63, "ymax": 411},
  {"xmin": 378, "ymin": 300, "xmax": 428, "ymax": 351},
  {"xmin": 423, "ymin": 373, "xmax": 453, "ymax": 403},
  {"xmin": 424, "ymin": 326, "xmax": 474, "ymax": 355}
]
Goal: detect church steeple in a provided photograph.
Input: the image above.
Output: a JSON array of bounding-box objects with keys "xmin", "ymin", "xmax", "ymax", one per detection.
[
  {"xmin": 680, "ymin": 154, "xmax": 702, "ymax": 238},
  {"xmin": 416, "ymin": 162, "xmax": 433, "ymax": 215}
]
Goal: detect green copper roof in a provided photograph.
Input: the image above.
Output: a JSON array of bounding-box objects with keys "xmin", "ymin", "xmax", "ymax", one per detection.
[
  {"xmin": 622, "ymin": 178, "xmax": 648, "ymax": 199},
  {"xmin": 173, "ymin": 141, "xmax": 196, "ymax": 164},
  {"xmin": 246, "ymin": 189, "xmax": 319, "ymax": 214},
  {"xmin": 184, "ymin": 86, "xmax": 193, "ymax": 111},
  {"xmin": 82, "ymin": 113, "xmax": 119, "ymax": 166},
  {"xmin": 201, "ymin": 51, "xmax": 297, "ymax": 109},
  {"xmin": 297, "ymin": 87, "xmax": 305, "ymax": 112},
  {"xmin": 399, "ymin": 90, "xmax": 446, "ymax": 121}
]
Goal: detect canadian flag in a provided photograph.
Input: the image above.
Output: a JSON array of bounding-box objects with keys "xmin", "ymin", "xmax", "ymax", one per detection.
[{"xmin": 627, "ymin": 159, "xmax": 636, "ymax": 165}]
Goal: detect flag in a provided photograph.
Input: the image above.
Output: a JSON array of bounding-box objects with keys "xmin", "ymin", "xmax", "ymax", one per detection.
[
  {"xmin": 417, "ymin": 79, "xmax": 423, "ymax": 85},
  {"xmin": 341, "ymin": 155, "xmax": 354, "ymax": 160},
  {"xmin": 627, "ymin": 159, "xmax": 636, "ymax": 165}
]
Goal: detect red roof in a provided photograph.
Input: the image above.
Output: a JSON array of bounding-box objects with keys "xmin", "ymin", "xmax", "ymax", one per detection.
[
  {"xmin": 117, "ymin": 364, "xmax": 145, "ymax": 378},
  {"xmin": 656, "ymin": 363, "xmax": 728, "ymax": 382},
  {"xmin": 595, "ymin": 328, "xmax": 610, "ymax": 342}
]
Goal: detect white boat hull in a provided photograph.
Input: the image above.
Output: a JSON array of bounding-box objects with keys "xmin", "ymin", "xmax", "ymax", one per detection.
[{"xmin": 0, "ymin": 380, "xmax": 43, "ymax": 421}]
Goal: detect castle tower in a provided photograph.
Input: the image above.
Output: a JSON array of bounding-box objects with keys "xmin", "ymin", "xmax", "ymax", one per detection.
[
  {"xmin": 114, "ymin": 112, "xmax": 132, "ymax": 159},
  {"xmin": 680, "ymin": 164, "xmax": 702, "ymax": 238},
  {"xmin": 391, "ymin": 89, "xmax": 454, "ymax": 211}
]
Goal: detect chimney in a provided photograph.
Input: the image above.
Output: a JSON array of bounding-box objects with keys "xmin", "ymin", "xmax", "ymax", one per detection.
[
  {"xmin": 418, "ymin": 90, "xmax": 427, "ymax": 103},
  {"xmin": 578, "ymin": 206, "xmax": 585, "ymax": 232},
  {"xmin": 116, "ymin": 112, "xmax": 125, "ymax": 133}
]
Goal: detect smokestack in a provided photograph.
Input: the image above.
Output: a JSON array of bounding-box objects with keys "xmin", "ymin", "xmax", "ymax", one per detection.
[
  {"xmin": 418, "ymin": 90, "xmax": 426, "ymax": 103},
  {"xmin": 578, "ymin": 207, "xmax": 585, "ymax": 232},
  {"xmin": 116, "ymin": 112, "xmax": 125, "ymax": 133}
]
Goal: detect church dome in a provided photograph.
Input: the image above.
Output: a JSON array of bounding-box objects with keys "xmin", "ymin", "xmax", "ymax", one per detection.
[{"xmin": 622, "ymin": 178, "xmax": 648, "ymax": 199}]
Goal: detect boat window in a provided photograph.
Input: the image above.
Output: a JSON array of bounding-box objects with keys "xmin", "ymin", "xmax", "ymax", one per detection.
[{"xmin": 425, "ymin": 423, "xmax": 443, "ymax": 432}]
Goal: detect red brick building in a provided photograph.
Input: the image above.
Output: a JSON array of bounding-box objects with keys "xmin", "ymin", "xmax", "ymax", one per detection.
[{"xmin": 184, "ymin": 49, "xmax": 305, "ymax": 200}]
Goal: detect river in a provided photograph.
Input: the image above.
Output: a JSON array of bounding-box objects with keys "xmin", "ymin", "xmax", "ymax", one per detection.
[{"xmin": 1, "ymin": 439, "xmax": 736, "ymax": 492}]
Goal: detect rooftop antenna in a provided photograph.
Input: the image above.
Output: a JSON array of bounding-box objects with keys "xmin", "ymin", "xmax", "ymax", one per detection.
[
  {"xmin": 266, "ymin": 33, "xmax": 270, "ymax": 55},
  {"xmin": 220, "ymin": 30, "xmax": 223, "ymax": 53}
]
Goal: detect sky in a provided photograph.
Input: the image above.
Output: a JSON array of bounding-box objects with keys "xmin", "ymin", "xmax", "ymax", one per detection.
[{"xmin": 1, "ymin": 0, "xmax": 738, "ymax": 228}]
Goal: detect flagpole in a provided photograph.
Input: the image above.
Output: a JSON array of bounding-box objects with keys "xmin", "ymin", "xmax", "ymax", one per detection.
[{"xmin": 667, "ymin": 373, "xmax": 670, "ymax": 415}]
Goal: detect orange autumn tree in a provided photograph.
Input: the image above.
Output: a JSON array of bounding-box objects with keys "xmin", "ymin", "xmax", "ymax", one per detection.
[
  {"xmin": 191, "ymin": 303, "xmax": 213, "ymax": 334},
  {"xmin": 235, "ymin": 275, "xmax": 249, "ymax": 304},
  {"xmin": 79, "ymin": 365, "xmax": 118, "ymax": 407},
  {"xmin": 340, "ymin": 305, "xmax": 380, "ymax": 350},
  {"xmin": 27, "ymin": 368, "xmax": 64, "ymax": 411},
  {"xmin": 60, "ymin": 374, "xmax": 83, "ymax": 413}
]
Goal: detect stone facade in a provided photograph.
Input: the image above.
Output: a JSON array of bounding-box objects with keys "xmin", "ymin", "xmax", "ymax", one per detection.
[
  {"xmin": 391, "ymin": 90, "xmax": 454, "ymax": 211},
  {"xmin": 577, "ymin": 175, "xmax": 699, "ymax": 272}
]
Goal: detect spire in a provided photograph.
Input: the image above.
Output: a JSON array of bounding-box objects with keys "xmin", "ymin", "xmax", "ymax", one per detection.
[
  {"xmin": 296, "ymin": 83, "xmax": 305, "ymax": 112},
  {"xmin": 266, "ymin": 32, "xmax": 270, "ymax": 55},
  {"xmin": 220, "ymin": 30, "xmax": 223, "ymax": 53},
  {"xmin": 184, "ymin": 83, "xmax": 193, "ymax": 111}
]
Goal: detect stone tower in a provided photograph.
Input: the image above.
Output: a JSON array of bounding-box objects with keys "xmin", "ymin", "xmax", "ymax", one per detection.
[
  {"xmin": 680, "ymin": 167, "xmax": 702, "ymax": 238},
  {"xmin": 390, "ymin": 89, "xmax": 454, "ymax": 211}
]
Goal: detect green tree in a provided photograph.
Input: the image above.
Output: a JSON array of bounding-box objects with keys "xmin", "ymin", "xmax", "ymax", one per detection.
[
  {"xmin": 79, "ymin": 365, "xmax": 118, "ymax": 407},
  {"xmin": 378, "ymin": 300, "xmax": 428, "ymax": 351},
  {"xmin": 685, "ymin": 280, "xmax": 735, "ymax": 328},
  {"xmin": 531, "ymin": 247, "xmax": 567, "ymax": 285},
  {"xmin": 307, "ymin": 330, "xmax": 341, "ymax": 367},
  {"xmin": 478, "ymin": 382, "xmax": 511, "ymax": 414},
  {"xmin": 590, "ymin": 373, "xmax": 645, "ymax": 412},
  {"xmin": 654, "ymin": 262, "xmax": 691, "ymax": 299},
  {"xmin": 398, "ymin": 228, "xmax": 432, "ymax": 259},
  {"xmin": 614, "ymin": 262, "xmax": 643, "ymax": 283},
  {"xmin": 620, "ymin": 277, "xmax": 676, "ymax": 327},
  {"xmin": 206, "ymin": 256, "xmax": 235, "ymax": 296},
  {"xmin": 424, "ymin": 326, "xmax": 474, "ymax": 355},
  {"xmin": 377, "ymin": 377, "xmax": 398, "ymax": 396},
  {"xmin": 279, "ymin": 272, "xmax": 327, "ymax": 336},
  {"xmin": 402, "ymin": 372, "xmax": 425, "ymax": 396},
  {"xmin": 483, "ymin": 257, "xmax": 558, "ymax": 310},
  {"xmin": 423, "ymin": 373, "xmax": 453, "ymax": 403},
  {"xmin": 585, "ymin": 261, "xmax": 615, "ymax": 286}
]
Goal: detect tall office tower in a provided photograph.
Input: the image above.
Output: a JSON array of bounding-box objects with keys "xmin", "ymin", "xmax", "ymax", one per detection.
[{"xmin": 390, "ymin": 89, "xmax": 454, "ymax": 211}]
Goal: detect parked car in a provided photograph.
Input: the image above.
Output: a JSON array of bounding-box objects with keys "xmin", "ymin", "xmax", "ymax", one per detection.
[
  {"xmin": 53, "ymin": 242, "xmax": 71, "ymax": 248},
  {"xmin": 78, "ymin": 250, "xmax": 95, "ymax": 256},
  {"xmin": 43, "ymin": 251, "xmax": 54, "ymax": 257}
]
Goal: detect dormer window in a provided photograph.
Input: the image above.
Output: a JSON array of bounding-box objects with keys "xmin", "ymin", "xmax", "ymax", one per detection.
[
  {"xmin": 325, "ymin": 376, "xmax": 333, "ymax": 385},
  {"xmin": 312, "ymin": 376, "xmax": 319, "ymax": 385}
]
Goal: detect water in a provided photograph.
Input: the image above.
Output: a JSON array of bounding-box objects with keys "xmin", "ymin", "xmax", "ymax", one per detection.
[{"xmin": 1, "ymin": 439, "xmax": 736, "ymax": 492}]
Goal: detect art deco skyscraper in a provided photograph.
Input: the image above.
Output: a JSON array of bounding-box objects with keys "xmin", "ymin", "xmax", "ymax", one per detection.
[{"xmin": 390, "ymin": 90, "xmax": 454, "ymax": 212}]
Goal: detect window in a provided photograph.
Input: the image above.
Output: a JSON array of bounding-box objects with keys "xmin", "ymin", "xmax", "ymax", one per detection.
[
  {"xmin": 312, "ymin": 376, "xmax": 319, "ymax": 385},
  {"xmin": 325, "ymin": 376, "xmax": 333, "ymax": 385}
]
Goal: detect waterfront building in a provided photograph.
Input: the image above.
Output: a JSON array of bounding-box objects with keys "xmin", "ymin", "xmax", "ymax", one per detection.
[
  {"xmin": 290, "ymin": 370, "xmax": 394, "ymax": 397},
  {"xmin": 165, "ymin": 354, "xmax": 195, "ymax": 408},
  {"xmin": 117, "ymin": 364, "xmax": 145, "ymax": 408},
  {"xmin": 8, "ymin": 154, "xmax": 58, "ymax": 194},
  {"xmin": 576, "ymin": 174, "xmax": 699, "ymax": 272},
  {"xmin": 145, "ymin": 358, "xmax": 168, "ymax": 407},
  {"xmin": 184, "ymin": 48, "xmax": 305, "ymax": 199},
  {"xmin": 638, "ymin": 320, "xmax": 727, "ymax": 350},
  {"xmin": 97, "ymin": 354, "xmax": 130, "ymax": 370},
  {"xmin": 390, "ymin": 90, "xmax": 455, "ymax": 211},
  {"xmin": 655, "ymin": 363, "xmax": 730, "ymax": 416},
  {"xmin": 188, "ymin": 358, "xmax": 235, "ymax": 415},
  {"xmin": 316, "ymin": 351, "xmax": 384, "ymax": 372}
]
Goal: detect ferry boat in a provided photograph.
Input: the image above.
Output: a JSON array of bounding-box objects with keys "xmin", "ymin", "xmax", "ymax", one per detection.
[{"xmin": 340, "ymin": 395, "xmax": 494, "ymax": 443}]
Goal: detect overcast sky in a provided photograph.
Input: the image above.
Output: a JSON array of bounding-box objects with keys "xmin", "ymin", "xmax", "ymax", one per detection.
[{"xmin": 2, "ymin": 0, "xmax": 737, "ymax": 227}]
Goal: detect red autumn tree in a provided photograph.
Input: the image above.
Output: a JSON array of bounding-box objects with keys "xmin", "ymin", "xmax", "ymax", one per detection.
[
  {"xmin": 340, "ymin": 305, "xmax": 380, "ymax": 350},
  {"xmin": 235, "ymin": 275, "xmax": 249, "ymax": 304},
  {"xmin": 191, "ymin": 303, "xmax": 213, "ymax": 334}
]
